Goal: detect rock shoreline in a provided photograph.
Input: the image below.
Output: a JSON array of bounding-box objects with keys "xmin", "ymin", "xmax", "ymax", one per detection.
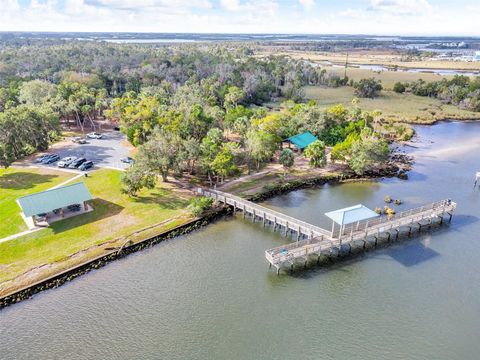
[
  {"xmin": 0, "ymin": 206, "xmax": 233, "ymax": 309},
  {"xmin": 249, "ymin": 154, "xmax": 412, "ymax": 202},
  {"xmin": 0, "ymin": 154, "xmax": 411, "ymax": 309}
]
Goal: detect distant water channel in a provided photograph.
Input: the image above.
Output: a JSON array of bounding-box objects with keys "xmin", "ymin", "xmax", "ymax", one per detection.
[
  {"xmin": 2, "ymin": 122, "xmax": 480, "ymax": 359},
  {"xmin": 318, "ymin": 61, "xmax": 480, "ymax": 77}
]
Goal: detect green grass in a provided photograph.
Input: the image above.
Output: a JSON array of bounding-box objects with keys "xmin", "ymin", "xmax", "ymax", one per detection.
[
  {"xmin": 327, "ymin": 67, "xmax": 454, "ymax": 89},
  {"xmin": 0, "ymin": 168, "xmax": 74, "ymax": 238},
  {"xmin": 0, "ymin": 168, "xmax": 191, "ymax": 284},
  {"xmin": 304, "ymin": 86, "xmax": 480, "ymax": 124}
]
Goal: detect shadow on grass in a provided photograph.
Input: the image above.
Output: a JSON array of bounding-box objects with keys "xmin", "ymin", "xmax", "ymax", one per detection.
[
  {"xmin": 134, "ymin": 190, "xmax": 188, "ymax": 210},
  {"xmin": 0, "ymin": 172, "xmax": 59, "ymax": 190},
  {"xmin": 51, "ymin": 198, "xmax": 124, "ymax": 234}
]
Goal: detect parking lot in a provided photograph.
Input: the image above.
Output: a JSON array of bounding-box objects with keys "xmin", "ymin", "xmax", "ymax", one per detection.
[{"xmin": 32, "ymin": 131, "xmax": 132, "ymax": 171}]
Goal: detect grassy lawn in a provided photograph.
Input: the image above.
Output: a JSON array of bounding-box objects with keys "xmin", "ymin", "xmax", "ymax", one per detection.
[
  {"xmin": 0, "ymin": 168, "xmax": 192, "ymax": 285},
  {"xmin": 0, "ymin": 167, "xmax": 75, "ymax": 239},
  {"xmin": 304, "ymin": 86, "xmax": 480, "ymax": 124}
]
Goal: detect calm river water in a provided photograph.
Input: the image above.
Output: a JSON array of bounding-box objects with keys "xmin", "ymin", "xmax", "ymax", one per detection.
[{"xmin": 2, "ymin": 122, "xmax": 480, "ymax": 360}]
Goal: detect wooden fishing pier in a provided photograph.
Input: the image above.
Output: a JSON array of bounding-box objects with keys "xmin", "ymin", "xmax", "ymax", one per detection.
[{"xmin": 200, "ymin": 189, "xmax": 457, "ymax": 274}]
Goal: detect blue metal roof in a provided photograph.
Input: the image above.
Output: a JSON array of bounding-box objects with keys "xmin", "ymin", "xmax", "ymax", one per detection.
[
  {"xmin": 17, "ymin": 182, "xmax": 93, "ymax": 217},
  {"xmin": 325, "ymin": 204, "xmax": 379, "ymax": 225},
  {"xmin": 286, "ymin": 131, "xmax": 318, "ymax": 149}
]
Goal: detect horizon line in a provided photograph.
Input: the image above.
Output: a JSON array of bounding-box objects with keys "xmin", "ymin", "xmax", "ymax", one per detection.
[{"xmin": 1, "ymin": 31, "xmax": 480, "ymax": 39}]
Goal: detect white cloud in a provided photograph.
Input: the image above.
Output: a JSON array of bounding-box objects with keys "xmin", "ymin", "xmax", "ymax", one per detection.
[
  {"xmin": 220, "ymin": 0, "xmax": 241, "ymax": 11},
  {"xmin": 87, "ymin": 0, "xmax": 212, "ymax": 10},
  {"xmin": 220, "ymin": 0, "xmax": 278, "ymax": 15},
  {"xmin": 0, "ymin": 0, "xmax": 20, "ymax": 12},
  {"xmin": 0, "ymin": 0, "xmax": 478, "ymax": 36},
  {"xmin": 369, "ymin": 0, "xmax": 433, "ymax": 16},
  {"xmin": 298, "ymin": 0, "xmax": 314, "ymax": 10}
]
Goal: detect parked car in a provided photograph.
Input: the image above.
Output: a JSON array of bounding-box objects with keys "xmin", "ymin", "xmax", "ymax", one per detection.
[
  {"xmin": 42, "ymin": 154, "xmax": 60, "ymax": 164},
  {"xmin": 57, "ymin": 156, "xmax": 77, "ymax": 168},
  {"xmin": 87, "ymin": 132, "xmax": 103, "ymax": 139},
  {"xmin": 78, "ymin": 161, "xmax": 94, "ymax": 171},
  {"xmin": 68, "ymin": 157, "xmax": 87, "ymax": 169},
  {"xmin": 121, "ymin": 157, "xmax": 134, "ymax": 164},
  {"xmin": 35, "ymin": 153, "xmax": 52, "ymax": 163},
  {"xmin": 72, "ymin": 136, "xmax": 87, "ymax": 144}
]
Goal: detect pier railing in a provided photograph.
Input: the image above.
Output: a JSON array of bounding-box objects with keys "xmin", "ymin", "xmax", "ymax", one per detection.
[
  {"xmin": 265, "ymin": 198, "xmax": 456, "ymax": 273},
  {"xmin": 265, "ymin": 237, "xmax": 329, "ymax": 266},
  {"xmin": 339, "ymin": 199, "xmax": 456, "ymax": 237},
  {"xmin": 201, "ymin": 189, "xmax": 331, "ymax": 237},
  {"xmin": 200, "ymin": 188, "xmax": 457, "ymax": 272}
]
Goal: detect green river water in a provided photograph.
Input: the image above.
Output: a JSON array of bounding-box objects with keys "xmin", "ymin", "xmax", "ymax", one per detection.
[{"xmin": 1, "ymin": 121, "xmax": 480, "ymax": 360}]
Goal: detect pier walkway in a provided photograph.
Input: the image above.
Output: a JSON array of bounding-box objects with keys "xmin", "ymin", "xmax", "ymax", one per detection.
[{"xmin": 200, "ymin": 189, "xmax": 457, "ymax": 274}]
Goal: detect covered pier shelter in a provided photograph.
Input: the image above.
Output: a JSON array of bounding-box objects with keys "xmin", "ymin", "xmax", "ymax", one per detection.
[
  {"xmin": 325, "ymin": 204, "xmax": 379, "ymax": 240},
  {"xmin": 16, "ymin": 182, "xmax": 93, "ymax": 227}
]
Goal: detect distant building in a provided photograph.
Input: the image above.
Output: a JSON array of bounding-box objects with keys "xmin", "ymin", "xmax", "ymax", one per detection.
[{"xmin": 475, "ymin": 52, "xmax": 480, "ymax": 62}]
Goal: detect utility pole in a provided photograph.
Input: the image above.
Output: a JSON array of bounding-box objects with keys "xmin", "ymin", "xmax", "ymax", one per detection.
[{"xmin": 344, "ymin": 52, "xmax": 349, "ymax": 79}]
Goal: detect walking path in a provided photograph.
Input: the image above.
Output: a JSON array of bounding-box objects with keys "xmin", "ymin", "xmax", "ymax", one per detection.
[
  {"xmin": 0, "ymin": 228, "xmax": 43, "ymax": 244},
  {"xmin": 50, "ymin": 173, "xmax": 85, "ymax": 189},
  {"xmin": 218, "ymin": 161, "xmax": 344, "ymax": 195}
]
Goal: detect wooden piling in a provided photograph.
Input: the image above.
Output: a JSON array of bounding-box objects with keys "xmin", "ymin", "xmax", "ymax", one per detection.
[{"xmin": 200, "ymin": 190, "xmax": 457, "ymax": 274}]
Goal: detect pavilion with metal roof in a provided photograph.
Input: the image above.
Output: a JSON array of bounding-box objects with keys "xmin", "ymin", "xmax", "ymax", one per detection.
[
  {"xmin": 17, "ymin": 182, "xmax": 93, "ymax": 225},
  {"xmin": 325, "ymin": 204, "xmax": 379, "ymax": 239},
  {"xmin": 284, "ymin": 131, "xmax": 318, "ymax": 150}
]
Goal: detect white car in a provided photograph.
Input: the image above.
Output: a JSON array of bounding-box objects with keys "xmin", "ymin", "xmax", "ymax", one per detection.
[
  {"xmin": 57, "ymin": 156, "xmax": 77, "ymax": 168},
  {"xmin": 86, "ymin": 132, "xmax": 104, "ymax": 139},
  {"xmin": 72, "ymin": 136, "xmax": 87, "ymax": 144}
]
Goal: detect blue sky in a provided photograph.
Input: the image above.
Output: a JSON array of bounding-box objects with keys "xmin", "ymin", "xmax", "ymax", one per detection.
[{"xmin": 1, "ymin": 0, "xmax": 479, "ymax": 35}]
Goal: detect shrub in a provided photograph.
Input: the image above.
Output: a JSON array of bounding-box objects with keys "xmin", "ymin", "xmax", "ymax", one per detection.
[
  {"xmin": 354, "ymin": 78, "xmax": 383, "ymax": 98},
  {"xmin": 348, "ymin": 136, "xmax": 389, "ymax": 175},
  {"xmin": 304, "ymin": 140, "xmax": 327, "ymax": 168},
  {"xmin": 187, "ymin": 196, "xmax": 214, "ymax": 217},
  {"xmin": 279, "ymin": 148, "xmax": 295, "ymax": 170},
  {"xmin": 393, "ymin": 82, "xmax": 406, "ymax": 94}
]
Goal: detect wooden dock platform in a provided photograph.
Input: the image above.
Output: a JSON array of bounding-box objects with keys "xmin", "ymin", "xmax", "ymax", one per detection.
[
  {"xmin": 200, "ymin": 189, "xmax": 331, "ymax": 240},
  {"xmin": 200, "ymin": 189, "xmax": 457, "ymax": 274}
]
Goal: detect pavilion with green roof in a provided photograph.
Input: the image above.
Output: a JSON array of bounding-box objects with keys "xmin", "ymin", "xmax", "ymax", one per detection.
[
  {"xmin": 17, "ymin": 182, "xmax": 93, "ymax": 226},
  {"xmin": 283, "ymin": 131, "xmax": 318, "ymax": 151}
]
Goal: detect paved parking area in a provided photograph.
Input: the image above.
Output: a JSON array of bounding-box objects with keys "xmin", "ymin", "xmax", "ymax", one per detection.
[{"xmin": 33, "ymin": 131, "xmax": 132, "ymax": 171}]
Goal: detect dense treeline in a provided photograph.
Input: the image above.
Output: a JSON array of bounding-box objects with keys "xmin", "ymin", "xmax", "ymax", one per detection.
[
  {"xmin": 120, "ymin": 96, "xmax": 390, "ymax": 195},
  {"xmin": 0, "ymin": 105, "xmax": 59, "ymax": 167},
  {"xmin": 0, "ymin": 42, "xmax": 328, "ymax": 166},
  {"xmin": 0, "ymin": 42, "xmax": 325, "ymax": 99},
  {"xmin": 0, "ymin": 41, "xmax": 390, "ymax": 182},
  {"xmin": 394, "ymin": 75, "xmax": 480, "ymax": 112}
]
